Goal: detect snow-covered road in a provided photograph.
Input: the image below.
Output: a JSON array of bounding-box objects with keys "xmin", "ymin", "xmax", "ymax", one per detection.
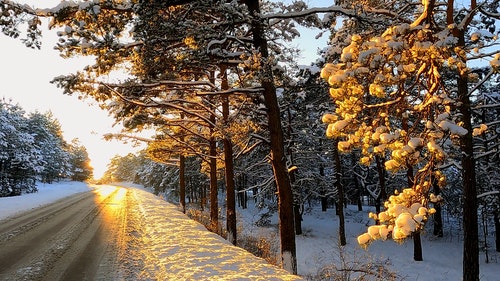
[{"xmin": 0, "ymin": 184, "xmax": 301, "ymax": 280}]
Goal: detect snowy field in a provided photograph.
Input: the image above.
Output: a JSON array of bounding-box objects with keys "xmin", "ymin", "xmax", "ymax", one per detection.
[
  {"xmin": 237, "ymin": 198, "xmax": 500, "ymax": 280},
  {"xmin": 1, "ymin": 181, "xmax": 498, "ymax": 280}
]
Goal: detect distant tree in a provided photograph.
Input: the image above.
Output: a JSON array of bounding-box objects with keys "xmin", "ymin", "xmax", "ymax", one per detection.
[
  {"xmin": 27, "ymin": 111, "xmax": 71, "ymax": 183},
  {"xmin": 68, "ymin": 139, "xmax": 93, "ymax": 181}
]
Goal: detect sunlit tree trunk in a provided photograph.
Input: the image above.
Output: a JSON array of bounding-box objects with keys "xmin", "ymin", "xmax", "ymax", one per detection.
[
  {"xmin": 222, "ymin": 69, "xmax": 237, "ymax": 245},
  {"xmin": 244, "ymin": 0, "xmax": 297, "ymax": 273},
  {"xmin": 208, "ymin": 73, "xmax": 219, "ymax": 232}
]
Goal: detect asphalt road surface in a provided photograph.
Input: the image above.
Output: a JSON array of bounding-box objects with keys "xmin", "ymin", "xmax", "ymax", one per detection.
[{"xmin": 0, "ymin": 185, "xmax": 130, "ymax": 281}]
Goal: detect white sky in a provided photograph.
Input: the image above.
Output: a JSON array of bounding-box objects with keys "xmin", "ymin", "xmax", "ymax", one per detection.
[
  {"xmin": 0, "ymin": 0, "xmax": 328, "ymax": 179},
  {"xmin": 0, "ymin": 0, "xmax": 143, "ymax": 178}
]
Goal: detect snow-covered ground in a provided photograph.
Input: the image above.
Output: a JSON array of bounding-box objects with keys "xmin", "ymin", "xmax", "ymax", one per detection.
[
  {"xmin": 0, "ymin": 182, "xmax": 300, "ymax": 280},
  {"xmin": 1, "ymin": 182, "xmax": 498, "ymax": 280},
  {"xmin": 0, "ymin": 181, "xmax": 90, "ymax": 220},
  {"xmin": 237, "ymin": 200, "xmax": 500, "ymax": 280}
]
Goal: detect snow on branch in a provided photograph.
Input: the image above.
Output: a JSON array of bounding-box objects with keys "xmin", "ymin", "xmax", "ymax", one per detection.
[
  {"xmin": 34, "ymin": 0, "xmax": 134, "ymax": 17},
  {"xmin": 198, "ymin": 87, "xmax": 264, "ymax": 96},
  {"xmin": 477, "ymin": 190, "xmax": 500, "ymax": 199},
  {"xmin": 104, "ymin": 133, "xmax": 153, "ymax": 143},
  {"xmin": 263, "ymin": 5, "xmax": 410, "ymax": 25},
  {"xmin": 102, "ymin": 83, "xmax": 216, "ymax": 128}
]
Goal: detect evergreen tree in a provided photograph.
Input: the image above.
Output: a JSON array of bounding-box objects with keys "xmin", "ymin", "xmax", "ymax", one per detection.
[
  {"xmin": 28, "ymin": 111, "xmax": 71, "ymax": 183},
  {"xmin": 68, "ymin": 139, "xmax": 93, "ymax": 181}
]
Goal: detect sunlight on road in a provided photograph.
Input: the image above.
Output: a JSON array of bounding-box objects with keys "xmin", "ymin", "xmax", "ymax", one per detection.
[
  {"xmin": 91, "ymin": 184, "xmax": 127, "ymax": 224},
  {"xmin": 92, "ymin": 185, "xmax": 118, "ymax": 200}
]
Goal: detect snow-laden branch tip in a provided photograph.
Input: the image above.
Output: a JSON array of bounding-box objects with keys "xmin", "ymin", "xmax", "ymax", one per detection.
[
  {"xmin": 263, "ymin": 5, "xmax": 410, "ymax": 25},
  {"xmin": 104, "ymin": 133, "xmax": 153, "ymax": 143},
  {"xmin": 477, "ymin": 190, "xmax": 500, "ymax": 199},
  {"xmin": 198, "ymin": 87, "xmax": 264, "ymax": 96}
]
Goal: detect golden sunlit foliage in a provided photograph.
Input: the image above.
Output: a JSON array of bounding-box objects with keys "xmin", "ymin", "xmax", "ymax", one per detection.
[{"xmin": 320, "ymin": 0, "xmax": 489, "ymax": 246}]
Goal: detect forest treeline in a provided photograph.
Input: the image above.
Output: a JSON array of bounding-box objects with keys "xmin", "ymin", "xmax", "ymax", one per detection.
[
  {"xmin": 0, "ymin": 100, "xmax": 93, "ymax": 196},
  {"xmin": 1, "ymin": 0, "xmax": 498, "ymax": 279}
]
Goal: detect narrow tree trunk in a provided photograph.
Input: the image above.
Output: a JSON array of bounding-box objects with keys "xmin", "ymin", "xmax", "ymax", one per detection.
[
  {"xmin": 333, "ymin": 140, "xmax": 346, "ymax": 246},
  {"xmin": 456, "ymin": 32, "xmax": 479, "ymax": 281},
  {"xmin": 209, "ymin": 120, "xmax": 219, "ymax": 231},
  {"xmin": 321, "ymin": 196, "xmax": 328, "ymax": 212},
  {"xmin": 413, "ymin": 232, "xmax": 423, "ymax": 261},
  {"xmin": 208, "ymin": 73, "xmax": 219, "ymax": 231},
  {"xmin": 237, "ymin": 174, "xmax": 247, "ymax": 209},
  {"xmin": 374, "ymin": 155, "xmax": 387, "ymax": 220},
  {"xmin": 179, "ymin": 154, "xmax": 186, "ymax": 214},
  {"xmin": 245, "ymin": 0, "xmax": 297, "ymax": 273},
  {"xmin": 293, "ymin": 204, "xmax": 302, "ymax": 235},
  {"xmin": 407, "ymin": 163, "xmax": 422, "ymax": 261},
  {"xmin": 432, "ymin": 178, "xmax": 443, "ymax": 237},
  {"xmin": 222, "ymin": 71, "xmax": 237, "ymax": 246},
  {"xmin": 287, "ymin": 108, "xmax": 302, "ymax": 235},
  {"xmin": 319, "ymin": 163, "xmax": 328, "ymax": 212},
  {"xmin": 494, "ymin": 211, "xmax": 500, "ymax": 252},
  {"xmin": 352, "ymin": 153, "xmax": 363, "ymax": 211}
]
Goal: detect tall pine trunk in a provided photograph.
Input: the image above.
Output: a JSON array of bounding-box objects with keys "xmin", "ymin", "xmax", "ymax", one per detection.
[
  {"xmin": 209, "ymin": 112, "xmax": 219, "ymax": 231},
  {"xmin": 245, "ymin": 0, "xmax": 297, "ymax": 273},
  {"xmin": 456, "ymin": 30, "xmax": 479, "ymax": 281},
  {"xmin": 222, "ymin": 70, "xmax": 237, "ymax": 245}
]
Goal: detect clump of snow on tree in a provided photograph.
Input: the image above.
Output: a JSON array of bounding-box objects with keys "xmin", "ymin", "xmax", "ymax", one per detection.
[{"xmin": 357, "ymin": 188, "xmax": 436, "ymax": 246}]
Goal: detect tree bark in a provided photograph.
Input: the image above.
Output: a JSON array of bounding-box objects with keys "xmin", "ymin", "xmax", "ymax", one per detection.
[
  {"xmin": 209, "ymin": 112, "xmax": 219, "ymax": 231},
  {"xmin": 494, "ymin": 211, "xmax": 500, "ymax": 252},
  {"xmin": 244, "ymin": 0, "xmax": 297, "ymax": 273},
  {"xmin": 222, "ymin": 70, "xmax": 237, "ymax": 246},
  {"xmin": 374, "ymin": 155, "xmax": 387, "ymax": 218},
  {"xmin": 208, "ymin": 72, "xmax": 219, "ymax": 231},
  {"xmin": 287, "ymin": 108, "xmax": 302, "ymax": 235},
  {"xmin": 352, "ymin": 153, "xmax": 363, "ymax": 211},
  {"xmin": 333, "ymin": 140, "xmax": 346, "ymax": 246},
  {"xmin": 413, "ymin": 232, "xmax": 423, "ymax": 261},
  {"xmin": 319, "ymin": 163, "xmax": 328, "ymax": 212},
  {"xmin": 237, "ymin": 173, "xmax": 248, "ymax": 209},
  {"xmin": 179, "ymin": 154, "xmax": 186, "ymax": 214},
  {"xmin": 406, "ymin": 158, "xmax": 422, "ymax": 261},
  {"xmin": 456, "ymin": 31, "xmax": 479, "ymax": 281},
  {"xmin": 432, "ymin": 177, "xmax": 443, "ymax": 237}
]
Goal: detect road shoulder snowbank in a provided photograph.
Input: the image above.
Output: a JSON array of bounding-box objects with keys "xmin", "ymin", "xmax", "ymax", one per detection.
[{"xmin": 127, "ymin": 186, "xmax": 302, "ymax": 280}]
